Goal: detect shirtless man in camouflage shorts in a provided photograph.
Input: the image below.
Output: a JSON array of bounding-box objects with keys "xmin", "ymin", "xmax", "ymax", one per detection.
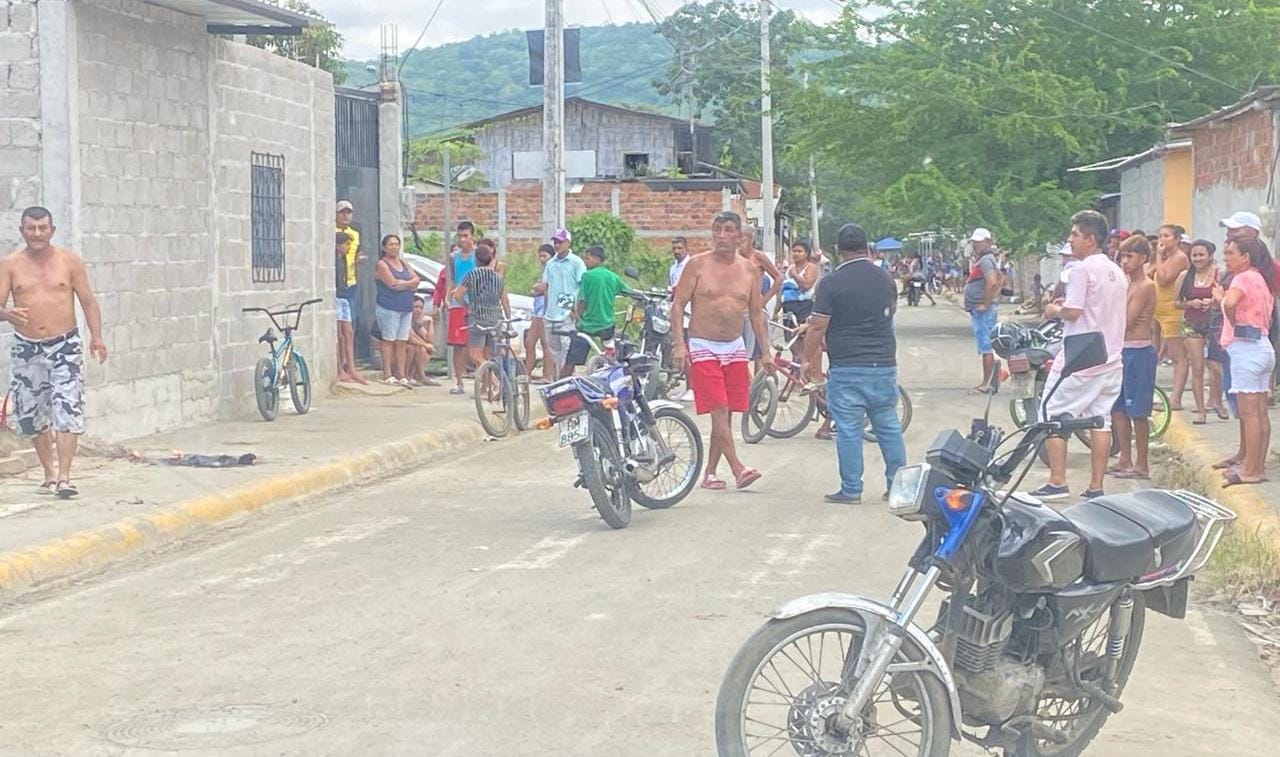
[{"xmin": 0, "ymin": 206, "xmax": 108, "ymax": 498}]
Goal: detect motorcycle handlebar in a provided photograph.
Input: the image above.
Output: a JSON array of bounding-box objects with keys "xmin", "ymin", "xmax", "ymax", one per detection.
[{"xmin": 1052, "ymin": 415, "xmax": 1105, "ymax": 433}]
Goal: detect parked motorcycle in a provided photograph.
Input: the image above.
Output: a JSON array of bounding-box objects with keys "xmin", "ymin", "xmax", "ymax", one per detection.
[
  {"xmin": 621, "ymin": 268, "xmax": 684, "ymax": 401},
  {"xmin": 536, "ymin": 337, "xmax": 704, "ymax": 529},
  {"xmin": 715, "ymin": 331, "xmax": 1235, "ymax": 756},
  {"xmin": 991, "ymin": 319, "xmax": 1062, "ymax": 430}
]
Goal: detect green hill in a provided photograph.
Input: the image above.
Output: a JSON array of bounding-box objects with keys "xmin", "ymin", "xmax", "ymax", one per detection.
[{"xmin": 344, "ymin": 23, "xmax": 677, "ymax": 137}]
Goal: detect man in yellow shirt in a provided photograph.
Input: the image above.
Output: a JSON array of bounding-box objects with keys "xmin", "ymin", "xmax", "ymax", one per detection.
[{"xmin": 335, "ymin": 200, "xmax": 366, "ymax": 384}]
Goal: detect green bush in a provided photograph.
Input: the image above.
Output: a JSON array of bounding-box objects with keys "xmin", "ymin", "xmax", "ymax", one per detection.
[{"xmin": 503, "ymin": 250, "xmax": 542, "ymax": 298}]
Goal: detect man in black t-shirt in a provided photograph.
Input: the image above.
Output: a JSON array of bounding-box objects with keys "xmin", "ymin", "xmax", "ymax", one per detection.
[{"xmin": 803, "ymin": 223, "xmax": 906, "ymax": 504}]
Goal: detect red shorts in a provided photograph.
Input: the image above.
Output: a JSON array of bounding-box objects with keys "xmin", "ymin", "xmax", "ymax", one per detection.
[
  {"xmin": 446, "ymin": 307, "xmax": 468, "ymax": 346},
  {"xmin": 690, "ymin": 359, "xmax": 749, "ymax": 415}
]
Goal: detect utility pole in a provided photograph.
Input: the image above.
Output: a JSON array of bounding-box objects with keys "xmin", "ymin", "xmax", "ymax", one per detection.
[
  {"xmin": 804, "ymin": 73, "xmax": 819, "ymax": 255},
  {"xmin": 542, "ymin": 0, "xmax": 567, "ymax": 240},
  {"xmin": 442, "ymin": 145, "xmax": 452, "ymax": 255},
  {"xmin": 759, "ymin": 0, "xmax": 776, "ymax": 261}
]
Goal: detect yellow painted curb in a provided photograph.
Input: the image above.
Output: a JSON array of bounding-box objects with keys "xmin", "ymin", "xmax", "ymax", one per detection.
[
  {"xmin": 1162, "ymin": 413, "xmax": 1280, "ymax": 539},
  {"xmin": 0, "ymin": 421, "xmax": 487, "ymax": 599}
]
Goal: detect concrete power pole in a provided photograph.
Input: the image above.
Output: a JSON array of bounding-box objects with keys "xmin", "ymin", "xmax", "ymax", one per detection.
[
  {"xmin": 543, "ymin": 0, "xmax": 567, "ymax": 240},
  {"xmin": 759, "ymin": 0, "xmax": 776, "ymax": 260},
  {"xmin": 804, "ymin": 73, "xmax": 819, "ymax": 255}
]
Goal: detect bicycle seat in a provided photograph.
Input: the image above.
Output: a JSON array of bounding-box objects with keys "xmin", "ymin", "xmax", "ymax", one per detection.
[{"xmin": 258, "ymin": 329, "xmax": 277, "ymax": 345}]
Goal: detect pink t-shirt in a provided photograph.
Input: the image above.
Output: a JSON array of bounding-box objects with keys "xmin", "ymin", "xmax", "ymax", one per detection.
[
  {"xmin": 1060, "ymin": 252, "xmax": 1127, "ymax": 377},
  {"xmin": 1220, "ymin": 268, "xmax": 1275, "ymax": 347}
]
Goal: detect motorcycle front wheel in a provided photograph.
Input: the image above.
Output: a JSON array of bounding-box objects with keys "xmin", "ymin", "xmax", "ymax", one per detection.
[
  {"xmin": 1013, "ymin": 592, "xmax": 1146, "ymax": 757},
  {"xmin": 715, "ymin": 608, "xmax": 953, "ymax": 757},
  {"xmin": 574, "ymin": 418, "xmax": 632, "ymax": 529},
  {"xmin": 631, "ymin": 406, "xmax": 704, "ymax": 509}
]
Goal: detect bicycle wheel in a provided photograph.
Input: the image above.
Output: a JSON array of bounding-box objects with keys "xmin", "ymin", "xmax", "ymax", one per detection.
[
  {"xmin": 740, "ymin": 374, "xmax": 778, "ymax": 445},
  {"xmin": 473, "ymin": 360, "xmax": 512, "ymax": 437},
  {"xmin": 1149, "ymin": 386, "xmax": 1172, "ymax": 438},
  {"xmin": 763, "ymin": 377, "xmax": 816, "ymax": 439},
  {"xmin": 253, "ymin": 357, "xmax": 278, "ymax": 422},
  {"xmin": 863, "ymin": 384, "xmax": 911, "ymax": 442},
  {"xmin": 512, "ymin": 358, "xmax": 531, "ymax": 431},
  {"xmin": 287, "ymin": 354, "xmax": 311, "ymax": 415}
]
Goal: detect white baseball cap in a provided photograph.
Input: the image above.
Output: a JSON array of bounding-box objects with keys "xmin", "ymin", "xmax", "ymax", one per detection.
[
  {"xmin": 969, "ymin": 228, "xmax": 993, "ymax": 242},
  {"xmin": 336, "ymin": 200, "xmax": 354, "ymax": 212},
  {"xmin": 1219, "ymin": 211, "xmax": 1262, "ymax": 231}
]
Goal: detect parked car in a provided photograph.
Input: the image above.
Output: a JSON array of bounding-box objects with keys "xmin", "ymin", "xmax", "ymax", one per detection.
[{"xmin": 401, "ymin": 252, "xmax": 534, "ymax": 353}]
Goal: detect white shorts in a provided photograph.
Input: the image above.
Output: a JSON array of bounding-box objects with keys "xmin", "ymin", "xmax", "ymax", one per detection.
[
  {"xmin": 335, "ymin": 296, "xmax": 353, "ymax": 323},
  {"xmin": 545, "ymin": 320, "xmax": 572, "ymax": 371},
  {"xmin": 1042, "ymin": 368, "xmax": 1122, "ymax": 431},
  {"xmin": 1227, "ymin": 339, "xmax": 1276, "ymax": 394}
]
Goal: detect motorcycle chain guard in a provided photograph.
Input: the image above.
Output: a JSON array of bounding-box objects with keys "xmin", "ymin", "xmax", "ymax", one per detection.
[{"xmin": 770, "ymin": 592, "xmax": 964, "ymax": 738}]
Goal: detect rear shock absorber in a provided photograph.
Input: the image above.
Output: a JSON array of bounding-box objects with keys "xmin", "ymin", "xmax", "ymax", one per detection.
[{"xmin": 1103, "ymin": 593, "xmax": 1135, "ymax": 686}]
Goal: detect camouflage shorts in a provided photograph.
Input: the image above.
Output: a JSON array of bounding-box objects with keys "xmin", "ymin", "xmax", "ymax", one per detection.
[{"xmin": 8, "ymin": 328, "xmax": 85, "ymax": 437}]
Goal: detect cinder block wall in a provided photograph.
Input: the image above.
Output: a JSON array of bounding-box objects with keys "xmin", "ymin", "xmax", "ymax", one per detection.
[
  {"xmin": 0, "ymin": 0, "xmax": 337, "ymax": 442},
  {"xmin": 0, "ymin": 0, "xmax": 41, "ymax": 254}
]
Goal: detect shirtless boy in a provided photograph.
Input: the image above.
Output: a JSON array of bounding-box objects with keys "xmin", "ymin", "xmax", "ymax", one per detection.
[
  {"xmin": 1109, "ymin": 235, "xmax": 1158, "ymax": 479},
  {"xmin": 671, "ymin": 211, "xmax": 772, "ymax": 491},
  {"xmin": 0, "ymin": 207, "xmax": 108, "ymax": 498},
  {"xmin": 738, "ymin": 225, "xmax": 782, "ymax": 373}
]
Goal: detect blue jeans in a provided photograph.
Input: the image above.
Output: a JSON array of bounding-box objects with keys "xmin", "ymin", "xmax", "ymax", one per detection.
[{"xmin": 827, "ymin": 365, "xmax": 907, "ymax": 496}]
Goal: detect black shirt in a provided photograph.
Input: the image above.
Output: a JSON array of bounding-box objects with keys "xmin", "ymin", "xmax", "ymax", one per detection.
[{"xmin": 812, "ymin": 257, "xmax": 897, "ymax": 367}]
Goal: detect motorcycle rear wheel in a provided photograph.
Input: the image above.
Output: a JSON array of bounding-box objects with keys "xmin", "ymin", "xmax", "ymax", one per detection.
[
  {"xmin": 1012, "ymin": 592, "xmax": 1146, "ymax": 757},
  {"xmin": 715, "ymin": 608, "xmax": 953, "ymax": 757},
  {"xmin": 574, "ymin": 418, "xmax": 632, "ymax": 529}
]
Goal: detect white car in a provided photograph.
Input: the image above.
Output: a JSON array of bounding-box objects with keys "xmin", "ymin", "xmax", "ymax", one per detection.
[{"xmin": 401, "ymin": 252, "xmax": 535, "ymax": 353}]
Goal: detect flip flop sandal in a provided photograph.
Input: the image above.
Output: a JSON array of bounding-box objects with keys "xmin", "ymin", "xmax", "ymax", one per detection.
[
  {"xmin": 814, "ymin": 429, "xmax": 833, "ymax": 440},
  {"xmin": 1213, "ymin": 407, "xmax": 1231, "ymax": 421},
  {"xmin": 1106, "ymin": 465, "xmax": 1129, "ymax": 475},
  {"xmin": 55, "ymin": 481, "xmax": 78, "ymax": 499},
  {"xmin": 1222, "ymin": 471, "xmax": 1268, "ymax": 488},
  {"xmin": 1212, "ymin": 457, "xmax": 1242, "ymax": 470},
  {"xmin": 37, "ymin": 480, "xmax": 57, "ymax": 496},
  {"xmin": 700, "ymin": 474, "xmax": 727, "ymax": 491},
  {"xmin": 1112, "ymin": 470, "xmax": 1150, "ymax": 480},
  {"xmin": 735, "ymin": 468, "xmax": 762, "ymax": 490}
]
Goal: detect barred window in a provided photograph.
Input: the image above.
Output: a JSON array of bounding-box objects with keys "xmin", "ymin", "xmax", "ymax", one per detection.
[{"xmin": 251, "ymin": 152, "xmax": 285, "ymax": 283}]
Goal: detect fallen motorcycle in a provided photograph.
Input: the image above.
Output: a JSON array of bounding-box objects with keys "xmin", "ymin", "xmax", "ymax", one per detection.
[{"xmin": 715, "ymin": 331, "xmax": 1235, "ymax": 756}]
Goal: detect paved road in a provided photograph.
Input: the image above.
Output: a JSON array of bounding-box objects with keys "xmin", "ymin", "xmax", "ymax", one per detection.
[{"xmin": 0, "ymin": 305, "xmax": 1276, "ymax": 756}]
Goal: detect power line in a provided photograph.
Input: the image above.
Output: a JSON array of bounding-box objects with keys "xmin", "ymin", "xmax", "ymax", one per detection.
[{"xmin": 397, "ymin": 0, "xmax": 448, "ymax": 79}]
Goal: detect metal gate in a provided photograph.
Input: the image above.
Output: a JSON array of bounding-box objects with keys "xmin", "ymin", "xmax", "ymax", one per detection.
[{"xmin": 335, "ymin": 87, "xmax": 381, "ymax": 360}]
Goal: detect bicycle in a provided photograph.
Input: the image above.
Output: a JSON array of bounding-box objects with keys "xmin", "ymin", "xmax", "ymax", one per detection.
[
  {"xmin": 472, "ymin": 319, "xmax": 531, "ymax": 438},
  {"xmin": 242, "ymin": 298, "xmax": 322, "ymax": 422}
]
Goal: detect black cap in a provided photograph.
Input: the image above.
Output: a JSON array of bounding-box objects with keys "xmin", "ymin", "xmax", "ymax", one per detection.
[{"xmin": 837, "ymin": 223, "xmax": 868, "ymax": 252}]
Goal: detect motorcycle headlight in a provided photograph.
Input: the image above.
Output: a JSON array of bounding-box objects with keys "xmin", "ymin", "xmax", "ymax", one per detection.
[{"xmin": 888, "ymin": 463, "xmax": 931, "ymax": 521}]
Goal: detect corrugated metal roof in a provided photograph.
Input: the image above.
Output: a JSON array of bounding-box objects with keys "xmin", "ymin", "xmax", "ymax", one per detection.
[
  {"xmin": 1168, "ymin": 86, "xmax": 1280, "ymax": 134},
  {"xmin": 1068, "ymin": 139, "xmax": 1191, "ymax": 173},
  {"xmin": 463, "ymin": 97, "xmax": 700, "ymax": 130},
  {"xmin": 143, "ymin": 0, "xmax": 316, "ymax": 34}
]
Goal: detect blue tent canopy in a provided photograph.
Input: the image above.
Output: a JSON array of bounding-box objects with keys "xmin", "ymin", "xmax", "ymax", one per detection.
[{"xmin": 875, "ymin": 237, "xmax": 903, "ymax": 251}]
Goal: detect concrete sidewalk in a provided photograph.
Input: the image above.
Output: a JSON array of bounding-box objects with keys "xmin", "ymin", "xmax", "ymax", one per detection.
[{"xmin": 0, "ymin": 380, "xmax": 500, "ymax": 598}]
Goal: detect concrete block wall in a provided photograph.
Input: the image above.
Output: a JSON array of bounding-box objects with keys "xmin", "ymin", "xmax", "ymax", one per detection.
[
  {"xmin": 210, "ymin": 38, "xmax": 335, "ymax": 416},
  {"xmin": 0, "ymin": 0, "xmax": 41, "ymax": 254},
  {"xmin": 74, "ymin": 0, "xmax": 217, "ymax": 439}
]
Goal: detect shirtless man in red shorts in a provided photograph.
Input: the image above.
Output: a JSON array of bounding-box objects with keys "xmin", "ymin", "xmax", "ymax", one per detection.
[{"xmin": 671, "ymin": 210, "xmax": 772, "ymax": 490}]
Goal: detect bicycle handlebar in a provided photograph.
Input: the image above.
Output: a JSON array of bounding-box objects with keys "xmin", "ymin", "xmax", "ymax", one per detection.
[{"xmin": 241, "ymin": 298, "xmax": 323, "ymax": 331}]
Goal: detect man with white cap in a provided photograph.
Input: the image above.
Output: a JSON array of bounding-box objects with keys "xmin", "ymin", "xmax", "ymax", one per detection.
[
  {"xmin": 1220, "ymin": 211, "xmax": 1263, "ymax": 245},
  {"xmin": 962, "ymin": 228, "xmax": 1002, "ymax": 393},
  {"xmin": 540, "ymin": 228, "xmax": 586, "ymax": 376}
]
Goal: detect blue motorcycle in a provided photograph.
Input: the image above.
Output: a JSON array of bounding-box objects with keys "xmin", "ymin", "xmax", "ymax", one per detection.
[
  {"xmin": 537, "ymin": 337, "xmax": 704, "ymax": 529},
  {"xmin": 715, "ymin": 332, "xmax": 1235, "ymax": 756}
]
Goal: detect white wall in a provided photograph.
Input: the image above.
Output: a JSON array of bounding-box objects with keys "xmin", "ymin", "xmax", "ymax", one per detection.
[
  {"xmin": 0, "ymin": 0, "xmax": 41, "ymax": 253},
  {"xmin": 1118, "ymin": 159, "xmax": 1163, "ymax": 233}
]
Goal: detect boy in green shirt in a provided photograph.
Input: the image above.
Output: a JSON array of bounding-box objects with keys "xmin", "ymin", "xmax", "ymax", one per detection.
[{"xmin": 564, "ymin": 245, "xmax": 630, "ymax": 376}]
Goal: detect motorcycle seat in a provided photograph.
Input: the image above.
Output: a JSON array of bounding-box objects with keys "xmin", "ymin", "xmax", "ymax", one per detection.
[{"xmin": 1063, "ymin": 491, "xmax": 1197, "ymax": 582}]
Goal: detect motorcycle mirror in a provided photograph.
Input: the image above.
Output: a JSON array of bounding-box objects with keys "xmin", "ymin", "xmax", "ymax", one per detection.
[
  {"xmin": 624, "ymin": 266, "xmax": 641, "ymax": 280},
  {"xmin": 1060, "ymin": 332, "xmax": 1106, "ymax": 378}
]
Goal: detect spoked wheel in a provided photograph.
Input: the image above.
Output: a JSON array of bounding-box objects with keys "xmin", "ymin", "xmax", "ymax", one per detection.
[
  {"xmin": 741, "ymin": 374, "xmax": 778, "ymax": 445},
  {"xmin": 512, "ymin": 360, "xmax": 531, "ymax": 431},
  {"xmin": 287, "ymin": 355, "xmax": 311, "ymax": 415},
  {"xmin": 1013, "ymin": 593, "xmax": 1145, "ymax": 757},
  {"xmin": 1148, "ymin": 386, "xmax": 1172, "ymax": 439},
  {"xmin": 631, "ymin": 407, "xmax": 704, "ymax": 509},
  {"xmin": 473, "ymin": 360, "xmax": 513, "ymax": 438},
  {"xmin": 764, "ymin": 377, "xmax": 817, "ymax": 439},
  {"xmin": 715, "ymin": 608, "xmax": 953, "ymax": 757},
  {"xmin": 863, "ymin": 385, "xmax": 912, "ymax": 443},
  {"xmin": 574, "ymin": 418, "xmax": 632, "ymax": 529},
  {"xmin": 1010, "ymin": 396, "xmax": 1038, "ymax": 429},
  {"xmin": 253, "ymin": 357, "xmax": 279, "ymax": 422}
]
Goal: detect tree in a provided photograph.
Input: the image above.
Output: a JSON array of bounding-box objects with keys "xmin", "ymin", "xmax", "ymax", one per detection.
[
  {"xmin": 243, "ymin": 0, "xmax": 346, "ymax": 84},
  {"xmin": 407, "ymin": 133, "xmax": 488, "ymax": 190}
]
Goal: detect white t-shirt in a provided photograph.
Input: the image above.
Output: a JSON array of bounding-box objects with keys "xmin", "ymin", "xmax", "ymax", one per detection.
[
  {"xmin": 1060, "ymin": 252, "xmax": 1126, "ymax": 377},
  {"xmin": 668, "ymin": 255, "xmax": 690, "ymax": 291}
]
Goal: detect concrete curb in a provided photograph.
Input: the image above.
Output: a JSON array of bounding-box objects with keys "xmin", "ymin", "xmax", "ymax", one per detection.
[
  {"xmin": 1162, "ymin": 413, "xmax": 1280, "ymax": 539},
  {"xmin": 0, "ymin": 421, "xmax": 487, "ymax": 600}
]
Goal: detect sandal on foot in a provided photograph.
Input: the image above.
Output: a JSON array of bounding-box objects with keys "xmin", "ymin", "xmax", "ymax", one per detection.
[
  {"xmin": 700, "ymin": 474, "xmax": 727, "ymax": 491},
  {"xmin": 1212, "ymin": 457, "xmax": 1242, "ymax": 470},
  {"xmin": 1112, "ymin": 469, "xmax": 1150, "ymax": 480},
  {"xmin": 1222, "ymin": 471, "xmax": 1268, "ymax": 488},
  {"xmin": 37, "ymin": 480, "xmax": 57, "ymax": 496},
  {"xmin": 55, "ymin": 481, "xmax": 78, "ymax": 499},
  {"xmin": 735, "ymin": 468, "xmax": 762, "ymax": 490},
  {"xmin": 1106, "ymin": 465, "xmax": 1130, "ymax": 475},
  {"xmin": 1213, "ymin": 406, "xmax": 1231, "ymax": 421},
  {"xmin": 1192, "ymin": 412, "xmax": 1207, "ymax": 425},
  {"xmin": 814, "ymin": 429, "xmax": 833, "ymax": 440}
]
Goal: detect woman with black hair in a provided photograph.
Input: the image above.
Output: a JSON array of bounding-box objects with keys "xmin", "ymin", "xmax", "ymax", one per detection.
[{"xmin": 1174, "ymin": 239, "xmax": 1224, "ymax": 423}]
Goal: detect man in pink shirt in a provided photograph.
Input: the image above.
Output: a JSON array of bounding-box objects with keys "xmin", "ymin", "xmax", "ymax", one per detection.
[{"xmin": 1030, "ymin": 210, "xmax": 1128, "ymax": 501}]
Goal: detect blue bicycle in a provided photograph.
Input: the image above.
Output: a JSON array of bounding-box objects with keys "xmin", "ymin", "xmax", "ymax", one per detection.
[
  {"xmin": 242, "ymin": 299, "xmax": 321, "ymax": 422},
  {"xmin": 473, "ymin": 319, "xmax": 530, "ymax": 437}
]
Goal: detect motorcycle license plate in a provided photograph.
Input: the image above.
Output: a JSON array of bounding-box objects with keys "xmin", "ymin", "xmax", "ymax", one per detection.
[
  {"xmin": 1008, "ymin": 372, "xmax": 1035, "ymax": 399},
  {"xmin": 558, "ymin": 412, "xmax": 590, "ymax": 448}
]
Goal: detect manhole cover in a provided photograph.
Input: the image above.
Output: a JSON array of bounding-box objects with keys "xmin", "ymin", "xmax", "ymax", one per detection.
[{"xmin": 104, "ymin": 704, "xmax": 327, "ymax": 749}]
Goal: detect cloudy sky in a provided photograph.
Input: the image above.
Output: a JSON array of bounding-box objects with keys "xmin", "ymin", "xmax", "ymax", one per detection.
[{"xmin": 306, "ymin": 0, "xmax": 843, "ymax": 59}]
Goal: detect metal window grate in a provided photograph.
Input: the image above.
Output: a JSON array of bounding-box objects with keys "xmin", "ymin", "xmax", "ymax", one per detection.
[{"xmin": 251, "ymin": 152, "xmax": 286, "ymax": 283}]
